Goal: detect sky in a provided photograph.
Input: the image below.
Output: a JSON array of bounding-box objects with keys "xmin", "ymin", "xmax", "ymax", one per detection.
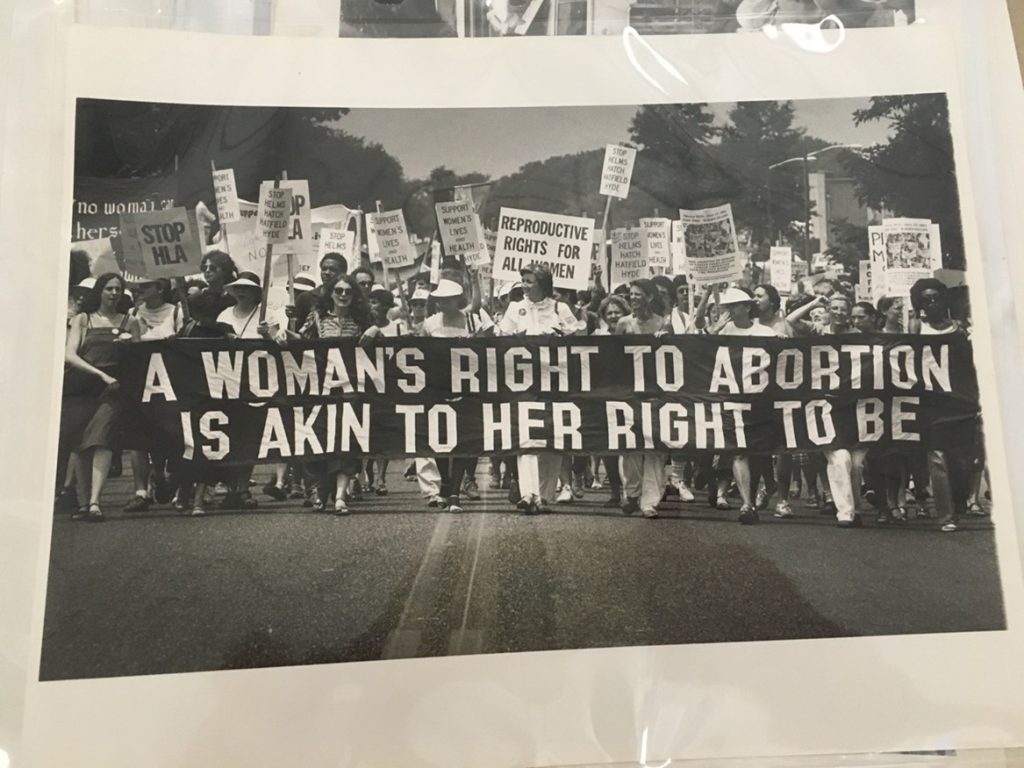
[{"xmin": 335, "ymin": 97, "xmax": 892, "ymax": 180}]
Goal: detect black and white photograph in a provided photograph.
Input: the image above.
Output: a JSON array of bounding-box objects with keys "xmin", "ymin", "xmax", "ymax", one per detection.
[{"xmin": 40, "ymin": 90, "xmax": 1010, "ymax": 684}]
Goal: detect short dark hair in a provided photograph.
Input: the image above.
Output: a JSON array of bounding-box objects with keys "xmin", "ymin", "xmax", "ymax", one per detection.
[
  {"xmin": 199, "ymin": 250, "xmax": 238, "ymax": 283},
  {"xmin": 351, "ymin": 265, "xmax": 376, "ymax": 286},
  {"xmin": 671, "ymin": 274, "xmax": 689, "ymax": 290},
  {"xmin": 853, "ymin": 301, "xmax": 878, "ymax": 319},
  {"xmin": 320, "ymin": 252, "xmax": 348, "ymax": 273},
  {"xmin": 651, "ymin": 274, "xmax": 673, "ymax": 295}
]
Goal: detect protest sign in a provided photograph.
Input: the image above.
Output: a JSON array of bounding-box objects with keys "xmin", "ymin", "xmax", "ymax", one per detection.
[
  {"xmin": 317, "ymin": 227, "xmax": 357, "ymax": 265},
  {"xmin": 858, "ymin": 259, "xmax": 873, "ymax": 301},
  {"xmin": 212, "ymin": 169, "xmax": 241, "ymax": 224},
  {"xmin": 640, "ymin": 217, "xmax": 672, "ymax": 270},
  {"xmin": 435, "ymin": 199, "xmax": 487, "ymax": 266},
  {"xmin": 679, "ymin": 205, "xmax": 743, "ymax": 284},
  {"xmin": 610, "ymin": 227, "xmax": 646, "ymax": 288},
  {"xmin": 258, "ymin": 180, "xmax": 310, "ymax": 254},
  {"xmin": 118, "ymin": 207, "xmax": 203, "ymax": 279},
  {"xmin": 769, "ymin": 246, "xmax": 794, "ymax": 294},
  {"xmin": 72, "ymin": 175, "xmax": 177, "ymax": 242},
  {"xmin": 72, "ymin": 236, "xmax": 120, "ymax": 277},
  {"xmin": 492, "ymin": 207, "xmax": 593, "ymax": 291},
  {"xmin": 119, "ymin": 334, "xmax": 980, "ymax": 464},
  {"xmin": 257, "ymin": 185, "xmax": 292, "ymax": 245},
  {"xmin": 599, "ymin": 144, "xmax": 637, "ymax": 199},
  {"xmin": 367, "ymin": 209, "xmax": 417, "ymax": 269},
  {"xmin": 873, "ymin": 218, "xmax": 941, "ymax": 297},
  {"xmin": 671, "ymin": 219, "xmax": 687, "ymax": 276}
]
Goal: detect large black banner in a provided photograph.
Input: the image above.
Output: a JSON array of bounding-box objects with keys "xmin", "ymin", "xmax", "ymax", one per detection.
[{"xmin": 113, "ymin": 334, "xmax": 980, "ymax": 464}]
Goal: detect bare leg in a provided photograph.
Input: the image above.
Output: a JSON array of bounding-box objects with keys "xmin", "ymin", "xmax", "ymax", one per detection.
[
  {"xmin": 732, "ymin": 456, "xmax": 753, "ymax": 507},
  {"xmin": 89, "ymin": 448, "xmax": 113, "ymax": 506}
]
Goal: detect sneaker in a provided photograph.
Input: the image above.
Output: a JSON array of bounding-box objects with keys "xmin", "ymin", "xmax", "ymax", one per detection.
[
  {"xmin": 737, "ymin": 505, "xmax": 759, "ymax": 525},
  {"xmin": 622, "ymin": 497, "xmax": 640, "ymax": 516},
  {"xmin": 556, "ymin": 486, "xmax": 573, "ymax": 504},
  {"xmin": 965, "ymin": 502, "xmax": 987, "ymax": 517},
  {"xmin": 641, "ymin": 506, "xmax": 659, "ymax": 519},
  {"xmin": 263, "ymin": 482, "xmax": 287, "ymax": 501},
  {"xmin": 677, "ymin": 485, "xmax": 695, "ymax": 503},
  {"xmin": 190, "ymin": 506, "xmax": 205, "ymax": 517},
  {"xmin": 123, "ymin": 495, "xmax": 150, "ymax": 513},
  {"xmin": 773, "ymin": 500, "xmax": 794, "ymax": 519},
  {"xmin": 716, "ymin": 497, "xmax": 732, "ymax": 511},
  {"xmin": 755, "ymin": 489, "xmax": 769, "ymax": 511},
  {"xmin": 463, "ymin": 478, "xmax": 481, "ymax": 501},
  {"xmin": 447, "ymin": 496, "xmax": 463, "ymax": 513},
  {"xmin": 591, "ymin": 479, "xmax": 603, "ymax": 490},
  {"xmin": 941, "ymin": 522, "xmax": 958, "ymax": 533}
]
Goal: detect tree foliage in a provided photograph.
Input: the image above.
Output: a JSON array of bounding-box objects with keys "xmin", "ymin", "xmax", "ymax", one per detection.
[{"xmin": 843, "ymin": 94, "xmax": 964, "ymax": 269}]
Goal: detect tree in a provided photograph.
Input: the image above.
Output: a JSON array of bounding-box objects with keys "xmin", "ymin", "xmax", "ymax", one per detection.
[
  {"xmin": 404, "ymin": 166, "xmax": 491, "ymax": 238},
  {"xmin": 843, "ymin": 94, "xmax": 965, "ymax": 269},
  {"xmin": 717, "ymin": 101, "xmax": 827, "ymax": 255}
]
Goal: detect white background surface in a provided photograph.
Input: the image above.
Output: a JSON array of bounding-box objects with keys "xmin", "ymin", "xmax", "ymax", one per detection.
[{"xmin": 3, "ymin": 4, "xmax": 1024, "ymax": 766}]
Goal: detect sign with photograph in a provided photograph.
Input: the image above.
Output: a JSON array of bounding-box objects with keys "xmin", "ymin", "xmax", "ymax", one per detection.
[{"xmin": 678, "ymin": 204, "xmax": 743, "ymax": 283}]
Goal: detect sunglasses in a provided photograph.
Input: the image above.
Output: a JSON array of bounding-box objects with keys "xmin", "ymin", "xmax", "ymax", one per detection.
[{"xmin": 333, "ymin": 287, "xmax": 353, "ymax": 296}]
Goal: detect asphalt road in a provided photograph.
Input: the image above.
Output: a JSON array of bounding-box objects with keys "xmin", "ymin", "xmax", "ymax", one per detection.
[{"xmin": 39, "ymin": 460, "xmax": 1004, "ymax": 680}]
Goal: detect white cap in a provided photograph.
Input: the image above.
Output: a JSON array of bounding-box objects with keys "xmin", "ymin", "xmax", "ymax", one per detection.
[
  {"xmin": 75, "ymin": 277, "xmax": 96, "ymax": 291},
  {"xmin": 225, "ymin": 272, "xmax": 261, "ymax": 290},
  {"xmin": 498, "ymin": 280, "xmax": 523, "ymax": 298},
  {"xmin": 430, "ymin": 279, "xmax": 464, "ymax": 299},
  {"xmin": 293, "ymin": 274, "xmax": 317, "ymax": 292}
]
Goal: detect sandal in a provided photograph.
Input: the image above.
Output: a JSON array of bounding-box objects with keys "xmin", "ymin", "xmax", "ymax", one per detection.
[
  {"xmin": 966, "ymin": 502, "xmax": 987, "ymax": 517},
  {"xmin": 71, "ymin": 505, "xmax": 89, "ymax": 521},
  {"xmin": 85, "ymin": 503, "xmax": 105, "ymax": 523},
  {"xmin": 333, "ymin": 499, "xmax": 350, "ymax": 516}
]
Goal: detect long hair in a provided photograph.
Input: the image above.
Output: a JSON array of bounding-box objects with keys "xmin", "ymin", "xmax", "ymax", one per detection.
[
  {"xmin": 79, "ymin": 272, "xmax": 125, "ymax": 314},
  {"xmin": 199, "ymin": 250, "xmax": 238, "ymax": 286},
  {"xmin": 317, "ymin": 272, "xmax": 371, "ymax": 329}
]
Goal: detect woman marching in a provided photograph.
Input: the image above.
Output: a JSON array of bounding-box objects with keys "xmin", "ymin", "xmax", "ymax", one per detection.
[
  {"xmin": 62, "ymin": 273, "xmax": 141, "ymax": 521},
  {"xmin": 419, "ymin": 279, "xmax": 494, "ymax": 512},
  {"xmin": 614, "ymin": 279, "xmax": 669, "ymax": 519},
  {"xmin": 287, "ymin": 273, "xmax": 374, "ymax": 515},
  {"xmin": 497, "ymin": 264, "xmax": 585, "ymax": 514}
]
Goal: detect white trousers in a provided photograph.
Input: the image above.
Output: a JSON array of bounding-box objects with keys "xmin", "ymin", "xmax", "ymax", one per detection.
[
  {"xmin": 518, "ymin": 453, "xmax": 558, "ymax": 503},
  {"xmin": 824, "ymin": 448, "xmax": 867, "ymax": 522},
  {"xmin": 622, "ymin": 452, "xmax": 667, "ymax": 510},
  {"xmin": 416, "ymin": 458, "xmax": 440, "ymax": 498}
]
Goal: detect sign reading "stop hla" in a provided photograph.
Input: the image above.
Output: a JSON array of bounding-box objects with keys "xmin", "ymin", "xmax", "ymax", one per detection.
[{"xmin": 118, "ymin": 207, "xmax": 203, "ymax": 279}]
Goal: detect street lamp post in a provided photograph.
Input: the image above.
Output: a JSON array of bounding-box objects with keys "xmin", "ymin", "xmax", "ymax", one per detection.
[{"xmin": 767, "ymin": 143, "xmax": 863, "ymax": 262}]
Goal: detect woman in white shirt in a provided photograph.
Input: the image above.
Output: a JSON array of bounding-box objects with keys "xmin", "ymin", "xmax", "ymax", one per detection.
[
  {"xmin": 497, "ymin": 265, "xmax": 584, "ymax": 514},
  {"xmin": 420, "ymin": 279, "xmax": 493, "ymax": 512}
]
